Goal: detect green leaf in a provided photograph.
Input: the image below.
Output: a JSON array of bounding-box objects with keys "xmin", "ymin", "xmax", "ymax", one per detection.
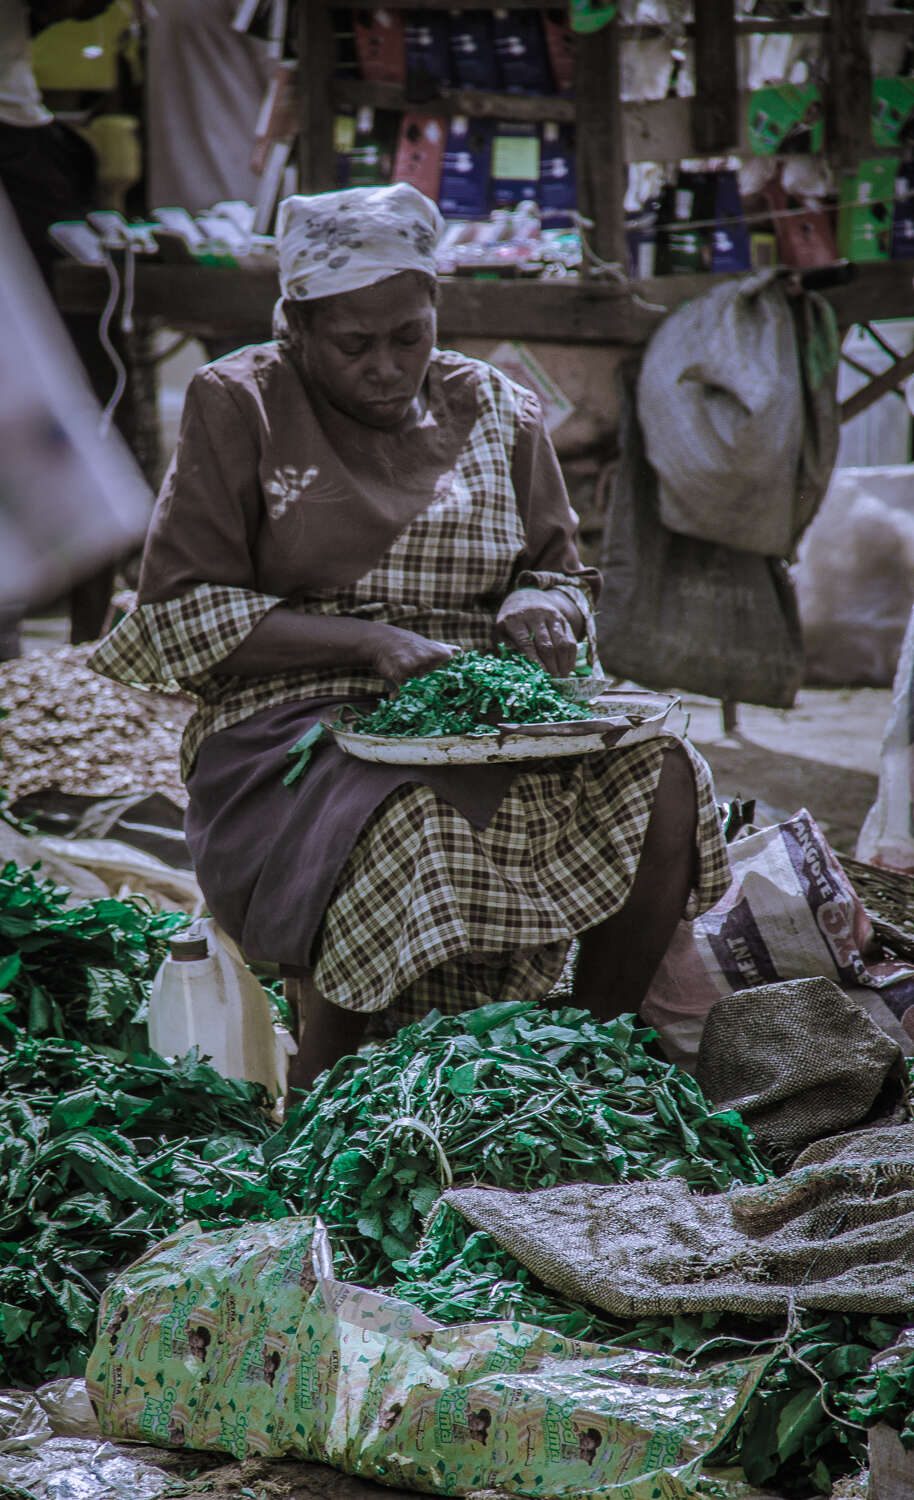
[
  {"xmin": 54, "ymin": 1277, "xmax": 97, "ymax": 1332},
  {"xmin": 0, "ymin": 953, "xmax": 21, "ymax": 990},
  {"xmin": 410, "ymin": 1181, "xmax": 440, "ymax": 1216},
  {"xmin": 356, "ymin": 1211, "xmax": 384, "ymax": 1241},
  {"xmin": 0, "ymin": 1301, "xmax": 32, "ymax": 1342},
  {"xmin": 84, "ymin": 967, "xmax": 137, "ymax": 1025},
  {"xmin": 775, "ymin": 1386, "xmax": 828, "ymax": 1462},
  {"xmin": 48, "ymin": 1089, "xmax": 100, "ymax": 1134}
]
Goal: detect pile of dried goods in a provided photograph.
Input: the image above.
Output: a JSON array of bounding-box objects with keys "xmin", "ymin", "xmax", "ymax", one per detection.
[{"xmin": 0, "ymin": 646, "xmax": 188, "ymax": 804}]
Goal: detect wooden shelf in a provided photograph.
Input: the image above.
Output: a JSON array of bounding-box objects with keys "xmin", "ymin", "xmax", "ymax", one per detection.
[
  {"xmin": 332, "ymin": 78, "xmax": 575, "ymax": 125},
  {"xmin": 53, "ymin": 260, "xmax": 914, "ymax": 348}
]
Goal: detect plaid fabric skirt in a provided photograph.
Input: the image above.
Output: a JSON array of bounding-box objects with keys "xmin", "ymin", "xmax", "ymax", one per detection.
[{"xmin": 314, "ymin": 738, "xmax": 730, "ymax": 1027}]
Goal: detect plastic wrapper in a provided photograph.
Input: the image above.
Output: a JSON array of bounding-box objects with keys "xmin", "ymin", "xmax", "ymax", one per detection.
[
  {"xmin": 0, "ymin": 1385, "xmax": 174, "ymax": 1500},
  {"xmin": 86, "ymin": 1215, "xmax": 765, "ymax": 1499}
]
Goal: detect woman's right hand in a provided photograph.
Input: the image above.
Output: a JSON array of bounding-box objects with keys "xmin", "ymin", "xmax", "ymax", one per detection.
[{"xmin": 364, "ymin": 625, "xmax": 458, "ymax": 685}]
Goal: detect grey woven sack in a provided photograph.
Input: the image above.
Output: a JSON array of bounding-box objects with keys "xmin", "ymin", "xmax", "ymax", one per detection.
[{"xmin": 444, "ymin": 1122, "xmax": 914, "ymax": 1320}]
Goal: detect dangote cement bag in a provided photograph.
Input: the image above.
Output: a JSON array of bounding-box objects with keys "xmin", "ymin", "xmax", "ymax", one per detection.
[
  {"xmin": 642, "ymin": 807, "xmax": 914, "ymax": 1068},
  {"xmin": 85, "ymin": 1215, "xmax": 763, "ymax": 1499}
]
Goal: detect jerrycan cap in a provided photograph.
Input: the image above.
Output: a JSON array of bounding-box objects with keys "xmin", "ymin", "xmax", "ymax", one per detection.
[{"xmin": 169, "ymin": 923, "xmax": 209, "ymax": 960}]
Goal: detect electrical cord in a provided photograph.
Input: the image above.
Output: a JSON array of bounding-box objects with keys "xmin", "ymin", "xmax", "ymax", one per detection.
[{"xmin": 97, "ymin": 249, "xmax": 131, "ymax": 437}]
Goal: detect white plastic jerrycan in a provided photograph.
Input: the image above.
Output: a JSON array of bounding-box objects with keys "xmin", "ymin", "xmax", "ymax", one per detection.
[{"xmin": 148, "ymin": 917, "xmax": 296, "ymax": 1098}]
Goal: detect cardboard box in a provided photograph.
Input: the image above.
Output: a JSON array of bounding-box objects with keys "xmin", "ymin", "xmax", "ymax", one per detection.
[
  {"xmin": 448, "ymin": 13, "xmax": 498, "ymax": 90},
  {"xmin": 353, "ymin": 9, "xmax": 406, "ymax": 86},
  {"xmin": 872, "ymin": 76, "xmax": 914, "ymax": 150},
  {"xmin": 404, "ymin": 12, "xmax": 451, "ymax": 95},
  {"xmin": 711, "ymin": 170, "xmax": 751, "ymax": 273},
  {"xmin": 439, "ymin": 117, "xmax": 493, "ymax": 218},
  {"xmin": 490, "ymin": 122, "xmax": 541, "ymax": 209},
  {"xmin": 335, "ymin": 107, "xmax": 398, "ymax": 189},
  {"xmin": 891, "ymin": 161, "xmax": 914, "ymax": 260},
  {"xmin": 542, "ymin": 10, "xmax": 575, "ymax": 94},
  {"xmin": 493, "ymin": 10, "xmax": 552, "ymax": 94},
  {"xmin": 539, "ymin": 122, "xmax": 576, "ymax": 224}
]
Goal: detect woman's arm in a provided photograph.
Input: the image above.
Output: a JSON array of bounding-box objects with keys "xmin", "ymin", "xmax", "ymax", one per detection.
[
  {"xmin": 214, "ymin": 607, "xmax": 456, "ymax": 683},
  {"xmin": 494, "ymin": 388, "xmax": 599, "ymax": 676}
]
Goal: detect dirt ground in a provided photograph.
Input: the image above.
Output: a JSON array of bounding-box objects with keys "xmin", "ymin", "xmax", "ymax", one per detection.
[{"xmin": 684, "ymin": 685, "xmax": 890, "ymax": 857}]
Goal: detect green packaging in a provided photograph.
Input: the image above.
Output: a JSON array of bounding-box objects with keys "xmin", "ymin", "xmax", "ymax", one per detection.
[
  {"xmin": 747, "ymin": 85, "xmax": 824, "ymax": 156},
  {"xmin": 838, "ymin": 159, "xmax": 895, "ymax": 261},
  {"xmin": 86, "ymin": 1216, "xmax": 767, "ymax": 1498},
  {"xmin": 872, "ymin": 77, "xmax": 914, "ymax": 149}
]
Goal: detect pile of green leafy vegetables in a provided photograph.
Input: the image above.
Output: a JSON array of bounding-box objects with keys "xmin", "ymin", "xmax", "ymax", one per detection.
[
  {"xmin": 347, "ymin": 646, "xmax": 595, "ymax": 737},
  {"xmin": 0, "ymin": 858, "xmax": 184, "ymax": 1051},
  {"xmin": 3, "ymin": 850, "xmax": 914, "ymax": 1494},
  {"xmin": 0, "ymin": 1035, "xmax": 279, "ymax": 1384},
  {"xmin": 265, "ymin": 1002, "xmax": 770, "ymax": 1283}
]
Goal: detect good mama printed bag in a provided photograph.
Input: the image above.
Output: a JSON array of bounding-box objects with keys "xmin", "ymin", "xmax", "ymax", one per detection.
[{"xmin": 86, "ymin": 1215, "xmax": 762, "ymax": 1498}]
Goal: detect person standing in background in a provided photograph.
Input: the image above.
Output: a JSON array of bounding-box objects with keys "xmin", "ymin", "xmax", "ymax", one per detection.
[
  {"xmin": 144, "ymin": 0, "xmax": 273, "ymax": 217},
  {"xmin": 0, "ymin": 2, "xmax": 108, "ymax": 287}
]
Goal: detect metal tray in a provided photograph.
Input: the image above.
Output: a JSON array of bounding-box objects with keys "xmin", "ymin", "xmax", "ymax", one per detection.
[{"xmin": 328, "ymin": 691, "xmax": 679, "ymax": 766}]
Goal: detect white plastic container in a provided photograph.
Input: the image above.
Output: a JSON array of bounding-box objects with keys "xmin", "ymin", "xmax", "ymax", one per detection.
[{"xmin": 148, "ymin": 918, "xmax": 295, "ymax": 1099}]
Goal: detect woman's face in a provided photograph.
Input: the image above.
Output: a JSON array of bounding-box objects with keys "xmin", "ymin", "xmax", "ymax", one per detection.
[{"xmin": 295, "ymin": 273, "xmax": 436, "ymax": 430}]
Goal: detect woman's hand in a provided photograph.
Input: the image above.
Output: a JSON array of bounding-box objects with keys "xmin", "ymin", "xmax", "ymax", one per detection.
[
  {"xmin": 364, "ymin": 625, "xmax": 459, "ymax": 685},
  {"xmin": 495, "ymin": 589, "xmax": 580, "ymax": 677}
]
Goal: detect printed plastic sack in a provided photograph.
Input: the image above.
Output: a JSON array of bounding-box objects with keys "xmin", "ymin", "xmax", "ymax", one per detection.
[
  {"xmin": 642, "ymin": 807, "xmax": 914, "ymax": 1067},
  {"xmin": 85, "ymin": 1215, "xmax": 764, "ymax": 1499},
  {"xmin": 597, "ymin": 360, "xmax": 805, "ymax": 709}
]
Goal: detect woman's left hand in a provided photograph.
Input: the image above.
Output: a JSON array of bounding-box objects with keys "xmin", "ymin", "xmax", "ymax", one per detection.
[{"xmin": 495, "ymin": 589, "xmax": 579, "ymax": 677}]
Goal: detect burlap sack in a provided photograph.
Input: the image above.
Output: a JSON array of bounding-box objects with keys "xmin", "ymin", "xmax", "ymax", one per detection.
[
  {"xmin": 443, "ymin": 1123, "xmax": 914, "ymax": 1320},
  {"xmin": 694, "ymin": 976, "xmax": 904, "ymax": 1155}
]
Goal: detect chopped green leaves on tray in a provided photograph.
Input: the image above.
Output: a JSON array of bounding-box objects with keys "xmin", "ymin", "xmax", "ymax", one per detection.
[{"xmin": 346, "ymin": 646, "xmax": 595, "ymax": 738}]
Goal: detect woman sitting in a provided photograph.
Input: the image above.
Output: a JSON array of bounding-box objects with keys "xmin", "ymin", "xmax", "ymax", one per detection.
[{"xmin": 91, "ymin": 183, "xmax": 730, "ymax": 1094}]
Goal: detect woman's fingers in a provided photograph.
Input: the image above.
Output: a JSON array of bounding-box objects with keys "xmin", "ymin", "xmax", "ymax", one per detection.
[
  {"xmin": 374, "ymin": 631, "xmax": 458, "ymax": 684},
  {"xmin": 497, "ymin": 608, "xmax": 576, "ymax": 677}
]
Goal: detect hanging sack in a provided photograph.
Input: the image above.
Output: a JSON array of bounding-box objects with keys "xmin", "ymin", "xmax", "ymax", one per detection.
[
  {"xmin": 637, "ymin": 269, "xmax": 839, "ymax": 557},
  {"xmin": 596, "ymin": 358, "xmax": 805, "ymax": 706}
]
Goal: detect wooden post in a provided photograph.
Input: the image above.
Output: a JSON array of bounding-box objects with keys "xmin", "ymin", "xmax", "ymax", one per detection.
[
  {"xmin": 692, "ymin": 0, "xmax": 738, "ymax": 155},
  {"xmin": 297, "ymin": 0, "xmax": 337, "ymax": 193},
  {"xmin": 575, "ymin": 15, "xmax": 627, "ymax": 271},
  {"xmin": 826, "ymin": 0, "xmax": 872, "ymax": 172}
]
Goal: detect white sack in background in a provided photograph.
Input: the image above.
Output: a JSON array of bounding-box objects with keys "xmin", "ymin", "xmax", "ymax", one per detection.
[{"xmin": 793, "ymin": 467, "xmax": 914, "ymax": 685}]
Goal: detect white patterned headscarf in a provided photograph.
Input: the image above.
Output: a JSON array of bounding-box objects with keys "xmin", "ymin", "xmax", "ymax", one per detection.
[{"xmin": 277, "ymin": 183, "xmax": 444, "ymax": 302}]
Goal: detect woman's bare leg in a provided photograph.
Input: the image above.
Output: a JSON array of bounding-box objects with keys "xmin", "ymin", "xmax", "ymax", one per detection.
[
  {"xmin": 283, "ymin": 971, "xmax": 369, "ymax": 1095},
  {"xmin": 572, "ymin": 744, "xmax": 699, "ymax": 1021}
]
